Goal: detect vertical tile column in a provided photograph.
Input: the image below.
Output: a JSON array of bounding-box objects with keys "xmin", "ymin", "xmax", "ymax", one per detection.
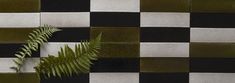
[
  {"xmin": 190, "ymin": 0, "xmax": 235, "ymax": 83},
  {"xmin": 140, "ymin": 0, "xmax": 190, "ymax": 83}
]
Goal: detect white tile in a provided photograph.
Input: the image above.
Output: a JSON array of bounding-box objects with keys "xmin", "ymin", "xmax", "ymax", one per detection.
[
  {"xmin": 90, "ymin": 73, "xmax": 139, "ymax": 83},
  {"xmin": 0, "ymin": 58, "xmax": 39, "ymax": 73},
  {"xmin": 41, "ymin": 12, "xmax": 90, "ymax": 27},
  {"xmin": 191, "ymin": 28, "xmax": 235, "ymax": 42},
  {"xmin": 190, "ymin": 73, "xmax": 235, "ymax": 83},
  {"xmin": 140, "ymin": 43, "xmax": 189, "ymax": 57},
  {"xmin": 91, "ymin": 0, "xmax": 140, "ymax": 12},
  {"xmin": 141, "ymin": 12, "xmax": 190, "ymax": 27},
  {"xmin": 0, "ymin": 13, "xmax": 40, "ymax": 27}
]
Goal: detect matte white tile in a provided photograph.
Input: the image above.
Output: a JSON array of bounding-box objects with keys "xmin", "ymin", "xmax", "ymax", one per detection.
[
  {"xmin": 141, "ymin": 12, "xmax": 190, "ymax": 27},
  {"xmin": 140, "ymin": 43, "xmax": 189, "ymax": 57},
  {"xmin": 0, "ymin": 13, "xmax": 40, "ymax": 27},
  {"xmin": 0, "ymin": 58, "xmax": 39, "ymax": 73},
  {"xmin": 41, "ymin": 12, "xmax": 90, "ymax": 27},
  {"xmin": 190, "ymin": 73, "xmax": 235, "ymax": 83},
  {"xmin": 90, "ymin": 73, "xmax": 139, "ymax": 83},
  {"xmin": 91, "ymin": 0, "xmax": 140, "ymax": 12},
  {"xmin": 191, "ymin": 28, "xmax": 235, "ymax": 42}
]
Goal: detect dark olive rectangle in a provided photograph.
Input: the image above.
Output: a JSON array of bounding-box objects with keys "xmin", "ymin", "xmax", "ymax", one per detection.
[
  {"xmin": 192, "ymin": 0, "xmax": 235, "ymax": 13},
  {"xmin": 190, "ymin": 43, "xmax": 235, "ymax": 58},
  {"xmin": 191, "ymin": 13, "xmax": 235, "ymax": 28},
  {"xmin": 0, "ymin": 0, "xmax": 39, "ymax": 12},
  {"xmin": 41, "ymin": 74, "xmax": 89, "ymax": 83},
  {"xmin": 91, "ymin": 58, "xmax": 139, "ymax": 72},
  {"xmin": 140, "ymin": 58, "xmax": 189, "ymax": 72},
  {"xmin": 91, "ymin": 12, "xmax": 140, "ymax": 27},
  {"xmin": 140, "ymin": 27, "xmax": 190, "ymax": 42},
  {"xmin": 190, "ymin": 58, "xmax": 235, "ymax": 72},
  {"xmin": 49, "ymin": 28, "xmax": 90, "ymax": 42},
  {"xmin": 140, "ymin": 73, "xmax": 189, "ymax": 83},
  {"xmin": 0, "ymin": 44, "xmax": 40, "ymax": 57},
  {"xmin": 0, "ymin": 73, "xmax": 39, "ymax": 83},
  {"xmin": 0, "ymin": 28, "xmax": 33, "ymax": 43},
  {"xmin": 41, "ymin": 0, "xmax": 90, "ymax": 12},
  {"xmin": 141, "ymin": 0, "xmax": 189, "ymax": 12}
]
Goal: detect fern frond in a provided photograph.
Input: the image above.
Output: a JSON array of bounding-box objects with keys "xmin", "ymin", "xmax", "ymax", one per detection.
[
  {"xmin": 11, "ymin": 25, "xmax": 61, "ymax": 73},
  {"xmin": 34, "ymin": 33, "xmax": 102, "ymax": 78}
]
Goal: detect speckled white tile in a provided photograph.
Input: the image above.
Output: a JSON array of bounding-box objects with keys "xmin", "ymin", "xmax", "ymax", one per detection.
[
  {"xmin": 0, "ymin": 58, "xmax": 39, "ymax": 73},
  {"xmin": 0, "ymin": 13, "xmax": 40, "ymax": 27},
  {"xmin": 191, "ymin": 28, "xmax": 235, "ymax": 42},
  {"xmin": 91, "ymin": 0, "xmax": 140, "ymax": 12},
  {"xmin": 90, "ymin": 73, "xmax": 139, "ymax": 83},
  {"xmin": 41, "ymin": 12, "xmax": 90, "ymax": 27},
  {"xmin": 190, "ymin": 73, "xmax": 235, "ymax": 83},
  {"xmin": 141, "ymin": 12, "xmax": 190, "ymax": 27},
  {"xmin": 140, "ymin": 43, "xmax": 189, "ymax": 57}
]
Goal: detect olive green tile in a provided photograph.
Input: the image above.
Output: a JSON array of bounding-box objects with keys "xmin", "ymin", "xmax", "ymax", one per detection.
[
  {"xmin": 140, "ymin": 0, "xmax": 189, "ymax": 12},
  {"xmin": 190, "ymin": 43, "xmax": 235, "ymax": 58},
  {"xmin": 0, "ymin": 73, "xmax": 39, "ymax": 83},
  {"xmin": 140, "ymin": 58, "xmax": 189, "ymax": 72},
  {"xmin": 192, "ymin": 0, "xmax": 235, "ymax": 13},
  {"xmin": 91, "ymin": 27, "xmax": 139, "ymax": 43},
  {"xmin": 0, "ymin": 0, "xmax": 40, "ymax": 12},
  {"xmin": 0, "ymin": 28, "xmax": 33, "ymax": 43},
  {"xmin": 99, "ymin": 43, "xmax": 139, "ymax": 58}
]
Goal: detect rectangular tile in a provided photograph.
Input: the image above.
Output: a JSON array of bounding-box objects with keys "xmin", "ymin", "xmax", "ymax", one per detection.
[
  {"xmin": 191, "ymin": 28, "xmax": 235, "ymax": 42},
  {"xmin": 140, "ymin": 27, "xmax": 190, "ymax": 42},
  {"xmin": 90, "ymin": 73, "xmax": 139, "ymax": 83},
  {"xmin": 0, "ymin": 58, "xmax": 39, "ymax": 73},
  {"xmin": 190, "ymin": 73, "xmax": 235, "ymax": 83},
  {"xmin": 190, "ymin": 43, "xmax": 235, "ymax": 58},
  {"xmin": 141, "ymin": 12, "xmax": 190, "ymax": 27},
  {"xmin": 0, "ymin": 73, "xmax": 39, "ymax": 83},
  {"xmin": 91, "ymin": 58, "xmax": 139, "ymax": 72},
  {"xmin": 140, "ymin": 73, "xmax": 189, "ymax": 83},
  {"xmin": 192, "ymin": 0, "xmax": 235, "ymax": 13},
  {"xmin": 41, "ymin": 0, "xmax": 90, "ymax": 12},
  {"xmin": 41, "ymin": 12, "xmax": 90, "ymax": 27},
  {"xmin": 0, "ymin": 0, "xmax": 39, "ymax": 12},
  {"xmin": 91, "ymin": 27, "xmax": 139, "ymax": 42},
  {"xmin": 0, "ymin": 28, "xmax": 33, "ymax": 43},
  {"xmin": 91, "ymin": 0, "xmax": 139, "ymax": 12},
  {"xmin": 41, "ymin": 74, "xmax": 89, "ymax": 83},
  {"xmin": 0, "ymin": 44, "xmax": 40, "ymax": 57},
  {"xmin": 140, "ymin": 58, "xmax": 189, "ymax": 72},
  {"xmin": 0, "ymin": 13, "xmax": 40, "ymax": 27},
  {"xmin": 190, "ymin": 58, "xmax": 235, "ymax": 72},
  {"xmin": 140, "ymin": 43, "xmax": 189, "ymax": 57},
  {"xmin": 191, "ymin": 13, "xmax": 235, "ymax": 28},
  {"xmin": 140, "ymin": 0, "xmax": 189, "ymax": 12},
  {"xmin": 91, "ymin": 12, "xmax": 140, "ymax": 27}
]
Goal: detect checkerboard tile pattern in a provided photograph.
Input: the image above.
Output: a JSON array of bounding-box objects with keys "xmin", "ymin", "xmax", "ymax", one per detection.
[{"xmin": 1, "ymin": 0, "xmax": 235, "ymax": 83}]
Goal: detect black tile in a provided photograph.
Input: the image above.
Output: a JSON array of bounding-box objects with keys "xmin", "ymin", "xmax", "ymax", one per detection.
[
  {"xmin": 140, "ymin": 73, "xmax": 189, "ymax": 83},
  {"xmin": 191, "ymin": 13, "xmax": 235, "ymax": 28},
  {"xmin": 0, "ymin": 44, "xmax": 40, "ymax": 57},
  {"xmin": 190, "ymin": 58, "xmax": 235, "ymax": 73},
  {"xmin": 41, "ymin": 74, "xmax": 89, "ymax": 83},
  {"xmin": 49, "ymin": 28, "xmax": 90, "ymax": 42},
  {"xmin": 41, "ymin": 0, "xmax": 90, "ymax": 12},
  {"xmin": 91, "ymin": 58, "xmax": 139, "ymax": 72},
  {"xmin": 140, "ymin": 27, "xmax": 190, "ymax": 42},
  {"xmin": 91, "ymin": 12, "xmax": 140, "ymax": 27}
]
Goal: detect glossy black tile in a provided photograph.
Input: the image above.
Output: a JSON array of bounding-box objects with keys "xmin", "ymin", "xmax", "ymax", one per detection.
[
  {"xmin": 91, "ymin": 12, "xmax": 140, "ymax": 27},
  {"xmin": 190, "ymin": 58, "xmax": 235, "ymax": 72},
  {"xmin": 191, "ymin": 13, "xmax": 235, "ymax": 28},
  {"xmin": 140, "ymin": 27, "xmax": 190, "ymax": 42},
  {"xmin": 41, "ymin": 0, "xmax": 90, "ymax": 12},
  {"xmin": 41, "ymin": 74, "xmax": 89, "ymax": 83},
  {"xmin": 140, "ymin": 73, "xmax": 189, "ymax": 83},
  {"xmin": 91, "ymin": 58, "xmax": 139, "ymax": 72}
]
